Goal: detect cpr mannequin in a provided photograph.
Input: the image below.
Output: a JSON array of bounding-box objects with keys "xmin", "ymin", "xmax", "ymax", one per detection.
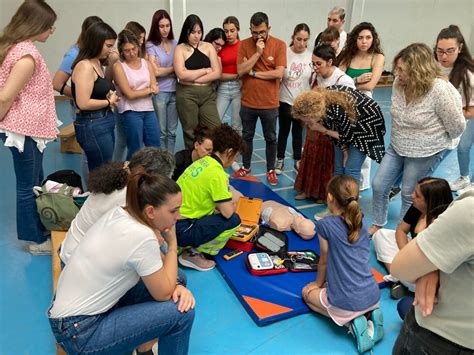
[{"xmin": 261, "ymin": 200, "xmax": 315, "ymax": 240}]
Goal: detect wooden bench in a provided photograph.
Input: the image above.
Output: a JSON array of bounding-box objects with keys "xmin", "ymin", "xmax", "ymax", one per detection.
[
  {"xmin": 58, "ymin": 124, "xmax": 81, "ymax": 154},
  {"xmin": 376, "ymin": 74, "xmax": 395, "ymax": 88},
  {"xmin": 51, "ymin": 231, "xmax": 68, "ymax": 355}
]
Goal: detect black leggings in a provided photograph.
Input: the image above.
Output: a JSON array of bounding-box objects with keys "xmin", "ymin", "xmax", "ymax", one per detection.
[{"xmin": 277, "ymin": 102, "xmax": 303, "ymax": 160}]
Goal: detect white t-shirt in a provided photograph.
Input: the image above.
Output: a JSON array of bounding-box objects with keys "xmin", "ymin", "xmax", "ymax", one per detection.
[
  {"xmin": 339, "ymin": 30, "xmax": 347, "ymax": 52},
  {"xmin": 60, "ymin": 188, "xmax": 127, "ymax": 264},
  {"xmin": 317, "ymin": 67, "xmax": 355, "ymax": 89},
  {"xmin": 50, "ymin": 206, "xmax": 163, "ymax": 318},
  {"xmin": 279, "ymin": 47, "xmax": 313, "ymax": 105}
]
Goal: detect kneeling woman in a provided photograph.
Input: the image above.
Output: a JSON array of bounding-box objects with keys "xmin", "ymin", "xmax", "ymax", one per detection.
[{"xmin": 48, "ymin": 173, "xmax": 195, "ymax": 355}]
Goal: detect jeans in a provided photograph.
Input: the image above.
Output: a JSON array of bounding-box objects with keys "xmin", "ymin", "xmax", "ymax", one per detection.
[
  {"xmin": 372, "ymin": 144, "xmax": 447, "ymax": 226},
  {"xmin": 112, "ymin": 110, "xmax": 127, "ymax": 161},
  {"xmin": 240, "ymin": 105, "xmax": 278, "ymax": 171},
  {"xmin": 334, "ymin": 144, "xmax": 367, "ymax": 184},
  {"xmin": 1, "ymin": 134, "xmax": 46, "ymax": 243},
  {"xmin": 397, "ymin": 296, "xmax": 414, "ymax": 320},
  {"xmin": 457, "ymin": 119, "xmax": 473, "ymax": 177},
  {"xmin": 152, "ymin": 92, "xmax": 179, "ymax": 154},
  {"xmin": 277, "ymin": 102, "xmax": 303, "ymax": 160},
  {"xmin": 393, "ymin": 307, "xmax": 472, "ymax": 355},
  {"xmin": 216, "ymin": 80, "xmax": 242, "ymax": 134},
  {"xmin": 49, "ymin": 280, "xmax": 194, "ymax": 355},
  {"xmin": 121, "ymin": 110, "xmax": 160, "ymax": 160},
  {"xmin": 74, "ymin": 109, "xmax": 115, "ymax": 172}
]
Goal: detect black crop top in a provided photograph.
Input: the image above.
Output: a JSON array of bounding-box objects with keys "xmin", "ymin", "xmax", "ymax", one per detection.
[
  {"xmin": 71, "ymin": 66, "xmax": 113, "ymax": 112},
  {"xmin": 184, "ymin": 43, "xmax": 211, "ymax": 70}
]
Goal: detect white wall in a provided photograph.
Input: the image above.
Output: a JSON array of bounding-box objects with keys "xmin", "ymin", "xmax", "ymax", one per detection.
[{"xmin": 0, "ymin": 0, "xmax": 472, "ymax": 74}]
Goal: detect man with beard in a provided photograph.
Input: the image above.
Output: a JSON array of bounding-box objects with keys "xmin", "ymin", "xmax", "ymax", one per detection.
[{"xmin": 234, "ymin": 12, "xmax": 286, "ymax": 186}]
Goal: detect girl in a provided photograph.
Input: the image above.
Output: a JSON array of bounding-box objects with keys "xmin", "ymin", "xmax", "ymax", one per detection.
[
  {"xmin": 113, "ymin": 30, "xmax": 160, "ymax": 159},
  {"xmin": 302, "ymin": 175, "xmax": 382, "ymax": 354},
  {"xmin": 204, "ymin": 28, "xmax": 226, "ymax": 54},
  {"xmin": 71, "ymin": 22, "xmax": 119, "ymax": 172},
  {"xmin": 49, "ymin": 173, "xmax": 195, "ymax": 355},
  {"xmin": 275, "ymin": 23, "xmax": 312, "ymax": 175},
  {"xmin": 125, "ymin": 21, "xmax": 147, "ymax": 59},
  {"xmin": 174, "ymin": 14, "xmax": 221, "ymax": 149},
  {"xmin": 146, "ymin": 9, "xmax": 179, "ymax": 153},
  {"xmin": 0, "ymin": 0, "xmax": 57, "ymax": 254},
  {"xmin": 435, "ymin": 25, "xmax": 474, "ymax": 193}
]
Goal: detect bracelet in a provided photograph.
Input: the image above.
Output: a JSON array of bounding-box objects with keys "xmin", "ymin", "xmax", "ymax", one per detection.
[
  {"xmin": 59, "ymin": 82, "xmax": 67, "ymax": 95},
  {"xmin": 106, "ymin": 98, "xmax": 111, "ymax": 107},
  {"xmin": 250, "ymin": 69, "xmax": 256, "ymax": 77}
]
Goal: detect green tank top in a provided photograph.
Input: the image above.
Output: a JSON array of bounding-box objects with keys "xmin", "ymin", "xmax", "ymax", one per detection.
[{"xmin": 346, "ymin": 67, "xmax": 372, "ymax": 79}]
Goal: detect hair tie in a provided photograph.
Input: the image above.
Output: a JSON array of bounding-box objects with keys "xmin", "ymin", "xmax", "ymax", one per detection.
[
  {"xmin": 346, "ymin": 196, "xmax": 357, "ymax": 204},
  {"xmin": 123, "ymin": 161, "xmax": 130, "ymax": 172}
]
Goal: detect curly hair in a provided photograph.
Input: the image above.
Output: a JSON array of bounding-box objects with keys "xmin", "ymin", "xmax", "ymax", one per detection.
[
  {"xmin": 211, "ymin": 124, "xmax": 246, "ymax": 155},
  {"xmin": 337, "ymin": 22, "xmax": 383, "ymax": 68},
  {"xmin": 88, "ymin": 161, "xmax": 128, "ymax": 194},
  {"xmin": 393, "ymin": 43, "xmax": 445, "ymax": 102},
  {"xmin": 291, "ymin": 87, "xmax": 356, "ymax": 123}
]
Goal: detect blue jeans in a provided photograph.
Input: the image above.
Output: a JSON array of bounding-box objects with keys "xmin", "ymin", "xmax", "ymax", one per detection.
[
  {"xmin": 216, "ymin": 80, "xmax": 242, "ymax": 134},
  {"xmin": 1, "ymin": 134, "xmax": 46, "ymax": 243},
  {"xmin": 153, "ymin": 92, "xmax": 179, "ymax": 154},
  {"xmin": 74, "ymin": 109, "xmax": 115, "ymax": 172},
  {"xmin": 48, "ymin": 280, "xmax": 194, "ymax": 355},
  {"xmin": 372, "ymin": 144, "xmax": 447, "ymax": 226},
  {"xmin": 240, "ymin": 106, "xmax": 278, "ymax": 171},
  {"xmin": 334, "ymin": 144, "xmax": 367, "ymax": 184},
  {"xmin": 457, "ymin": 119, "xmax": 473, "ymax": 177},
  {"xmin": 112, "ymin": 110, "xmax": 127, "ymax": 161},
  {"xmin": 121, "ymin": 110, "xmax": 160, "ymax": 160}
]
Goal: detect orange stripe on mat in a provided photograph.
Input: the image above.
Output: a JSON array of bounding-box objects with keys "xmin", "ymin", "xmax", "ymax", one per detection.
[
  {"xmin": 242, "ymin": 295, "xmax": 293, "ymax": 319},
  {"xmin": 235, "ymin": 176, "xmax": 261, "ymax": 182},
  {"xmin": 371, "ymin": 267, "xmax": 385, "ymax": 283}
]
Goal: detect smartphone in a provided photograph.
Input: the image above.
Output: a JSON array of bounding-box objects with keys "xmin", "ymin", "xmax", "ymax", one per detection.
[
  {"xmin": 248, "ymin": 253, "xmax": 274, "ymax": 270},
  {"xmin": 223, "ymin": 249, "xmax": 243, "ymax": 261}
]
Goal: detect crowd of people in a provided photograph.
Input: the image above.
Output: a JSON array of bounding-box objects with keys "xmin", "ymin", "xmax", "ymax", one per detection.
[{"xmin": 0, "ymin": 0, "xmax": 472, "ymax": 354}]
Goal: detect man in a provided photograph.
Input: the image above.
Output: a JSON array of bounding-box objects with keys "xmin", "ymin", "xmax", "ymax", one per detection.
[
  {"xmin": 314, "ymin": 6, "xmax": 347, "ymax": 52},
  {"xmin": 233, "ymin": 12, "xmax": 286, "ymax": 186}
]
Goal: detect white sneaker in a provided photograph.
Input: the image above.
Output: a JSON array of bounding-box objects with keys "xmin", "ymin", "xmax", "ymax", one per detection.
[
  {"xmin": 457, "ymin": 183, "xmax": 473, "ymax": 196},
  {"xmin": 275, "ymin": 158, "xmax": 284, "ymax": 175},
  {"xmin": 27, "ymin": 239, "xmax": 52, "ymax": 255},
  {"xmin": 450, "ymin": 176, "xmax": 470, "ymax": 191},
  {"xmin": 294, "ymin": 160, "xmax": 301, "ymax": 171}
]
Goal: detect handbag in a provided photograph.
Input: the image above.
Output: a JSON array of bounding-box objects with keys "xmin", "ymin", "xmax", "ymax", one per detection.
[{"xmin": 43, "ymin": 169, "xmax": 83, "ymax": 191}]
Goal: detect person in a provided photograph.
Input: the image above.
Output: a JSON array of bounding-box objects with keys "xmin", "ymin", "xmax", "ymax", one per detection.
[
  {"xmin": 435, "ymin": 25, "xmax": 474, "ymax": 193},
  {"xmin": 291, "ymin": 85, "xmax": 386, "ymax": 185},
  {"xmin": 369, "ymin": 43, "xmax": 466, "ymax": 235},
  {"xmin": 233, "ymin": 12, "xmax": 286, "ymax": 186},
  {"xmin": 113, "ymin": 30, "xmax": 160, "ymax": 159},
  {"xmin": 176, "ymin": 124, "xmax": 245, "ymax": 271},
  {"xmin": 373, "ymin": 177, "xmax": 453, "ymax": 305},
  {"xmin": 294, "ymin": 44, "xmax": 354, "ymax": 203},
  {"xmin": 60, "ymin": 147, "xmax": 175, "ymax": 264},
  {"xmin": 217, "ymin": 16, "xmax": 242, "ymax": 135},
  {"xmin": 172, "ymin": 125, "xmax": 213, "ymax": 181},
  {"xmin": 317, "ymin": 27, "xmax": 341, "ymax": 55},
  {"xmin": 0, "ymin": 0, "xmax": 57, "ymax": 255},
  {"xmin": 204, "ymin": 28, "xmax": 226, "ymax": 54},
  {"xmin": 146, "ymin": 9, "xmax": 179, "ymax": 153},
  {"xmin": 174, "ymin": 14, "xmax": 221, "ymax": 149},
  {"xmin": 391, "ymin": 190, "xmax": 474, "ymax": 354},
  {"xmin": 48, "ymin": 173, "xmax": 195, "ymax": 355},
  {"xmin": 125, "ymin": 21, "xmax": 147, "ymax": 59},
  {"xmin": 71, "ymin": 22, "xmax": 119, "ymax": 172},
  {"xmin": 275, "ymin": 23, "xmax": 312, "ymax": 175},
  {"xmin": 302, "ymin": 175, "xmax": 382, "ymax": 354},
  {"xmin": 314, "ymin": 7, "xmax": 347, "ymax": 53}
]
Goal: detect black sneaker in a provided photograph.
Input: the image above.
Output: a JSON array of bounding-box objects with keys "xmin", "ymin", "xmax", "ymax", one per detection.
[
  {"xmin": 389, "ymin": 187, "xmax": 401, "ymax": 201},
  {"xmin": 390, "ymin": 282, "xmax": 408, "ymax": 299}
]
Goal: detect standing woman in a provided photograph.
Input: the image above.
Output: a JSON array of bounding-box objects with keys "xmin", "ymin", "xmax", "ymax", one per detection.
[
  {"xmin": 113, "ymin": 30, "xmax": 160, "ymax": 159},
  {"xmin": 435, "ymin": 25, "xmax": 474, "ymax": 192},
  {"xmin": 370, "ymin": 43, "xmax": 465, "ymax": 235},
  {"xmin": 125, "ymin": 21, "xmax": 147, "ymax": 59},
  {"xmin": 0, "ymin": 0, "xmax": 57, "ymax": 254},
  {"xmin": 71, "ymin": 22, "xmax": 119, "ymax": 172},
  {"xmin": 146, "ymin": 9, "xmax": 179, "ymax": 153},
  {"xmin": 174, "ymin": 14, "xmax": 221, "ymax": 149},
  {"xmin": 204, "ymin": 28, "xmax": 226, "ymax": 54},
  {"xmin": 275, "ymin": 23, "xmax": 312, "ymax": 175}
]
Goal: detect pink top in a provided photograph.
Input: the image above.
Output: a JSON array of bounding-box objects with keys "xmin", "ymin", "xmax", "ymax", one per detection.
[
  {"xmin": 0, "ymin": 41, "xmax": 56, "ymax": 139},
  {"xmin": 116, "ymin": 58, "xmax": 154, "ymax": 113}
]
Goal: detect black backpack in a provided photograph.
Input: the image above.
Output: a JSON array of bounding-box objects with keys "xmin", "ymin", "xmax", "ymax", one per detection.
[{"xmin": 43, "ymin": 169, "xmax": 83, "ymax": 191}]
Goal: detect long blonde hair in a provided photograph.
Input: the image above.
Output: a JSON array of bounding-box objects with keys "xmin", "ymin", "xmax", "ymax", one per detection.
[
  {"xmin": 0, "ymin": 0, "xmax": 57, "ymax": 64},
  {"xmin": 393, "ymin": 43, "xmax": 445, "ymax": 102},
  {"xmin": 291, "ymin": 86, "xmax": 357, "ymax": 123}
]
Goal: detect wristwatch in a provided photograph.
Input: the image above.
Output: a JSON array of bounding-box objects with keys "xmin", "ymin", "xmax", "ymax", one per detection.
[{"xmin": 250, "ymin": 69, "xmax": 256, "ymax": 77}]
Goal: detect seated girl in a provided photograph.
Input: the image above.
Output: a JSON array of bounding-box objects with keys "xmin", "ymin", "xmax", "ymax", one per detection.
[
  {"xmin": 302, "ymin": 175, "xmax": 382, "ymax": 354},
  {"xmin": 48, "ymin": 173, "xmax": 195, "ymax": 355}
]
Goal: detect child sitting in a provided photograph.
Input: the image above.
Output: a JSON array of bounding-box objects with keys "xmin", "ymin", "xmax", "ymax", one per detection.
[{"xmin": 302, "ymin": 175, "xmax": 383, "ymax": 354}]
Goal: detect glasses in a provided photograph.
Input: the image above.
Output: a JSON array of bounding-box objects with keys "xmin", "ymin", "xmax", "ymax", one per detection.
[
  {"xmin": 251, "ymin": 30, "xmax": 267, "ymax": 38},
  {"xmin": 50, "ymin": 26, "xmax": 56, "ymax": 33},
  {"xmin": 212, "ymin": 40, "xmax": 225, "ymax": 49},
  {"xmin": 310, "ymin": 61, "xmax": 324, "ymax": 69},
  {"xmin": 435, "ymin": 47, "xmax": 458, "ymax": 56}
]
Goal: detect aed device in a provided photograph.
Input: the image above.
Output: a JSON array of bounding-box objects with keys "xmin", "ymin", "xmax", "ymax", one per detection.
[{"xmin": 231, "ymin": 197, "xmax": 262, "ymax": 242}]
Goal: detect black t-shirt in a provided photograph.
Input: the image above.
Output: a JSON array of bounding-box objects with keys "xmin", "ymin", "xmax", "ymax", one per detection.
[
  {"xmin": 173, "ymin": 149, "xmax": 193, "ymax": 181},
  {"xmin": 402, "ymin": 204, "xmax": 422, "ymax": 238}
]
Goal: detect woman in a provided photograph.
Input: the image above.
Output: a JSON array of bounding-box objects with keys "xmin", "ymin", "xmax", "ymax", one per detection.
[
  {"xmin": 275, "ymin": 23, "xmax": 312, "ymax": 175},
  {"xmin": 0, "ymin": 0, "xmax": 57, "ymax": 254},
  {"xmin": 49, "ymin": 173, "xmax": 195, "ymax": 355},
  {"xmin": 204, "ymin": 28, "xmax": 226, "ymax": 54},
  {"xmin": 174, "ymin": 14, "xmax": 221, "ymax": 149},
  {"xmin": 113, "ymin": 30, "xmax": 160, "ymax": 159},
  {"xmin": 71, "ymin": 22, "xmax": 119, "ymax": 172},
  {"xmin": 172, "ymin": 125, "xmax": 213, "ymax": 180},
  {"xmin": 292, "ymin": 85, "xmax": 386, "ymax": 186},
  {"xmin": 370, "ymin": 43, "xmax": 466, "ymax": 235},
  {"xmin": 294, "ymin": 44, "xmax": 354, "ymax": 203},
  {"xmin": 125, "ymin": 21, "xmax": 147, "ymax": 59},
  {"xmin": 435, "ymin": 25, "xmax": 474, "ymax": 193},
  {"xmin": 315, "ymin": 27, "xmax": 340, "ymax": 55},
  {"xmin": 146, "ymin": 9, "xmax": 179, "ymax": 153}
]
